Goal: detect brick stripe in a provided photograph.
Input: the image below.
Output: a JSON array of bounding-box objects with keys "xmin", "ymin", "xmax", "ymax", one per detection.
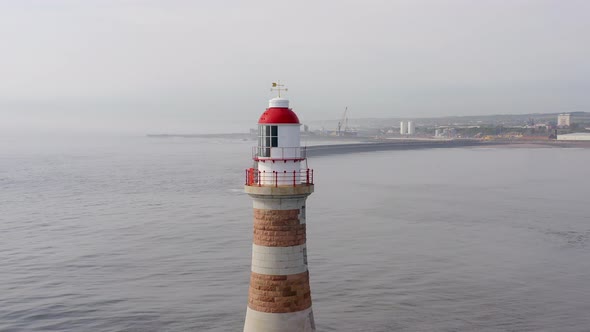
[
  {"xmin": 248, "ymin": 271, "xmax": 312, "ymax": 313},
  {"xmin": 253, "ymin": 209, "xmax": 306, "ymax": 247}
]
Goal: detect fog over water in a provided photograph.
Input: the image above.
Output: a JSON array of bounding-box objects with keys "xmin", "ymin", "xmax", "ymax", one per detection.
[
  {"xmin": 2, "ymin": 137, "xmax": 589, "ymax": 331},
  {"xmin": 2, "ymin": 1, "xmax": 590, "ymax": 134}
]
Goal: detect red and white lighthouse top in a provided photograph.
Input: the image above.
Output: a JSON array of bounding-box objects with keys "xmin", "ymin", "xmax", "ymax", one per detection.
[
  {"xmin": 245, "ymin": 89, "xmax": 314, "ymax": 187},
  {"xmin": 258, "ymin": 98, "xmax": 300, "ymax": 124}
]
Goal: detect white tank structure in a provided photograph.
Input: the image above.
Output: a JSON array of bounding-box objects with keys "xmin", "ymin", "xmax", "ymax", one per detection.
[
  {"xmin": 400, "ymin": 121, "xmax": 407, "ymax": 135},
  {"xmin": 407, "ymin": 121, "xmax": 415, "ymax": 135},
  {"xmin": 244, "ymin": 93, "xmax": 316, "ymax": 332}
]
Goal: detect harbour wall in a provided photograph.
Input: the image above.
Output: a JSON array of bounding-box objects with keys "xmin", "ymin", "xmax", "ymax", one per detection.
[{"xmin": 305, "ymin": 140, "xmax": 490, "ymax": 157}]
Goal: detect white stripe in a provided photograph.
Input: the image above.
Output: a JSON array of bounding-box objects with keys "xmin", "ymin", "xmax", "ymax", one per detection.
[
  {"xmin": 251, "ymin": 244, "xmax": 307, "ymax": 275},
  {"xmin": 244, "ymin": 307, "xmax": 315, "ymax": 332},
  {"xmin": 253, "ymin": 197, "xmax": 306, "ymax": 210},
  {"xmin": 253, "ymin": 244, "xmax": 305, "ymax": 254}
]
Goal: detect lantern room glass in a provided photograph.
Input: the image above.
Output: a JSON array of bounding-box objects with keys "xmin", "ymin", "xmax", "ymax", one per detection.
[{"xmin": 258, "ymin": 125, "xmax": 278, "ymax": 157}]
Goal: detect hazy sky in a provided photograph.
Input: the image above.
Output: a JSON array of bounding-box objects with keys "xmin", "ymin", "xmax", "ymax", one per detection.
[{"xmin": 1, "ymin": 0, "xmax": 589, "ymax": 134}]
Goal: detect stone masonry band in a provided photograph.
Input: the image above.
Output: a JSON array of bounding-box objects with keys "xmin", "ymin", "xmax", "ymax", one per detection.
[
  {"xmin": 248, "ymin": 271, "xmax": 312, "ymax": 313},
  {"xmin": 253, "ymin": 209, "xmax": 305, "ymax": 247}
]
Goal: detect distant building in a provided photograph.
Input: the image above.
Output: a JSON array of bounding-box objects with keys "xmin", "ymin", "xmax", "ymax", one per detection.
[
  {"xmin": 399, "ymin": 120, "xmax": 415, "ymax": 135},
  {"xmin": 557, "ymin": 133, "xmax": 590, "ymax": 141},
  {"xmin": 557, "ymin": 113, "xmax": 571, "ymax": 127},
  {"xmin": 407, "ymin": 121, "xmax": 415, "ymax": 135},
  {"xmin": 400, "ymin": 121, "xmax": 407, "ymax": 135}
]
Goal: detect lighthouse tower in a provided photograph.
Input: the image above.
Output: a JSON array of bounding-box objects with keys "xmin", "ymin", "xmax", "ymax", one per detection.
[{"xmin": 244, "ymin": 84, "xmax": 315, "ymax": 332}]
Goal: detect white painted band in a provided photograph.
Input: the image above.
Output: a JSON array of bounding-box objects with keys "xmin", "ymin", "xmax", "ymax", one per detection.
[
  {"xmin": 253, "ymin": 197, "xmax": 307, "ymax": 211},
  {"xmin": 244, "ymin": 306, "xmax": 315, "ymax": 332},
  {"xmin": 251, "ymin": 244, "xmax": 308, "ymax": 275}
]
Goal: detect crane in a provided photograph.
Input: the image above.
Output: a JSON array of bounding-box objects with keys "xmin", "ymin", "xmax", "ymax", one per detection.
[{"xmin": 337, "ymin": 107, "xmax": 349, "ymax": 136}]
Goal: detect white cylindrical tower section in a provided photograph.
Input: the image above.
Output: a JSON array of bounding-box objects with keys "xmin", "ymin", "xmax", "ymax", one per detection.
[
  {"xmin": 400, "ymin": 121, "xmax": 407, "ymax": 135},
  {"xmin": 407, "ymin": 121, "xmax": 415, "ymax": 135}
]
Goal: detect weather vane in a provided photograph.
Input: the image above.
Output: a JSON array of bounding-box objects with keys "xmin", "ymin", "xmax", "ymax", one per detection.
[{"xmin": 270, "ymin": 81, "xmax": 287, "ymax": 98}]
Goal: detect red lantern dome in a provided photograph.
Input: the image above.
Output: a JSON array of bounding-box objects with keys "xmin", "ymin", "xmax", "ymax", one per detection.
[{"xmin": 258, "ymin": 107, "xmax": 300, "ymax": 124}]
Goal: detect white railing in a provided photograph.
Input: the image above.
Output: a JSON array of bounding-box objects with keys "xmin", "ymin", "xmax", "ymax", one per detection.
[{"xmin": 252, "ymin": 146, "xmax": 307, "ymax": 160}]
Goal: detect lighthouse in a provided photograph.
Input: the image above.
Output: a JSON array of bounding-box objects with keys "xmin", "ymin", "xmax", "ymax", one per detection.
[{"xmin": 243, "ymin": 83, "xmax": 315, "ymax": 332}]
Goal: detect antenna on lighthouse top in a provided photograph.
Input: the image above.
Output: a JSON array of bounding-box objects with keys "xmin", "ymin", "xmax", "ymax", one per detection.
[{"xmin": 270, "ymin": 81, "xmax": 288, "ymax": 98}]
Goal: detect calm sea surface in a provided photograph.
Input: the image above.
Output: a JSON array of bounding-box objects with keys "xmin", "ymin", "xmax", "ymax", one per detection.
[{"xmin": 1, "ymin": 136, "xmax": 590, "ymax": 332}]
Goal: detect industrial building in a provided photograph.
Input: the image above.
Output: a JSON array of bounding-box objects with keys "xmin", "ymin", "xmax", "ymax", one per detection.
[
  {"xmin": 407, "ymin": 121, "xmax": 415, "ymax": 135},
  {"xmin": 400, "ymin": 121, "xmax": 407, "ymax": 135},
  {"xmin": 557, "ymin": 133, "xmax": 590, "ymax": 141},
  {"xmin": 557, "ymin": 113, "xmax": 572, "ymax": 127},
  {"xmin": 400, "ymin": 120, "xmax": 415, "ymax": 135}
]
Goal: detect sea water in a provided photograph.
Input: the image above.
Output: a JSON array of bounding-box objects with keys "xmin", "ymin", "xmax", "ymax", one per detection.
[{"xmin": 1, "ymin": 136, "xmax": 589, "ymax": 331}]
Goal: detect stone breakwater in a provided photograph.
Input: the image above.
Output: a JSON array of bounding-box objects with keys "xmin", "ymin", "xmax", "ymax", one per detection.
[{"xmin": 305, "ymin": 140, "xmax": 487, "ymax": 157}]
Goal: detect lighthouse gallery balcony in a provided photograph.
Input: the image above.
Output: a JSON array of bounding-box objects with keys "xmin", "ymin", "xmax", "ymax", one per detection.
[{"xmin": 245, "ymin": 168, "xmax": 314, "ymax": 187}]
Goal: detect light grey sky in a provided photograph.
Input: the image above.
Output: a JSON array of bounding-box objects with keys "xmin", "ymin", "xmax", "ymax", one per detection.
[{"xmin": 1, "ymin": 0, "xmax": 589, "ymax": 134}]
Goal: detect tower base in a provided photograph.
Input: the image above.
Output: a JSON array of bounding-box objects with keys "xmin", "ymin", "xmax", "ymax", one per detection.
[{"xmin": 244, "ymin": 307, "xmax": 315, "ymax": 332}]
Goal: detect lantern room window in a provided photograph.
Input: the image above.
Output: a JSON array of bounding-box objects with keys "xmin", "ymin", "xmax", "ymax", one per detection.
[{"xmin": 258, "ymin": 125, "xmax": 278, "ymax": 157}]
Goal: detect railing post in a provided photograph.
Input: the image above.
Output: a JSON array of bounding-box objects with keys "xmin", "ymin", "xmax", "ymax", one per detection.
[
  {"xmin": 311, "ymin": 169, "xmax": 314, "ymax": 184},
  {"xmin": 245, "ymin": 169, "xmax": 248, "ymax": 185},
  {"xmin": 274, "ymin": 171, "xmax": 278, "ymax": 188},
  {"xmin": 306, "ymin": 168, "xmax": 309, "ymax": 185},
  {"xmin": 293, "ymin": 170, "xmax": 296, "ymax": 187}
]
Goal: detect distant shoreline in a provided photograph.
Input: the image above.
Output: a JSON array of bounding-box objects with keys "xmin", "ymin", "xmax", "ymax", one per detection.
[{"xmin": 305, "ymin": 140, "xmax": 590, "ymax": 157}]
